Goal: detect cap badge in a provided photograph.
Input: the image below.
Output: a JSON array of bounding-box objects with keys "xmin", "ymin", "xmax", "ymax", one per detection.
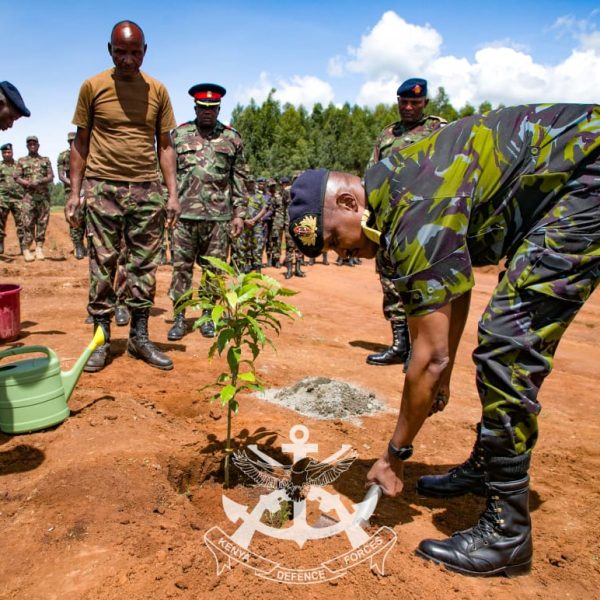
[
  {"xmin": 293, "ymin": 215, "xmax": 317, "ymax": 246},
  {"xmin": 413, "ymin": 84, "xmax": 422, "ymax": 95}
]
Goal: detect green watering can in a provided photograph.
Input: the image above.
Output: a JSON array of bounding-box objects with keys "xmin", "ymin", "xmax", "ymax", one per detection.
[{"xmin": 0, "ymin": 327, "xmax": 105, "ymax": 434}]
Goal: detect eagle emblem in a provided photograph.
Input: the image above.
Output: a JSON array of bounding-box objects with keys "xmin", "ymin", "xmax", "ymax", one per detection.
[
  {"xmin": 233, "ymin": 447, "xmax": 357, "ymax": 502},
  {"xmin": 293, "ymin": 215, "xmax": 318, "ymax": 247}
]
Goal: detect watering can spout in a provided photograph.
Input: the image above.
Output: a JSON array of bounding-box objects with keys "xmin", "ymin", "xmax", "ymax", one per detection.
[{"xmin": 61, "ymin": 327, "xmax": 105, "ymax": 401}]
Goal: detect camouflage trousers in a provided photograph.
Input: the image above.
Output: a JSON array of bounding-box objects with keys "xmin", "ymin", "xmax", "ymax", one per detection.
[
  {"xmin": 475, "ymin": 156, "xmax": 600, "ymax": 458},
  {"xmin": 83, "ymin": 178, "xmax": 165, "ymax": 316},
  {"xmin": 69, "ymin": 224, "xmax": 85, "ymax": 244},
  {"xmin": 169, "ymin": 218, "xmax": 229, "ymax": 305},
  {"xmin": 0, "ymin": 198, "xmax": 24, "ymax": 248},
  {"xmin": 21, "ymin": 193, "xmax": 50, "ymax": 246},
  {"xmin": 284, "ymin": 228, "xmax": 302, "ymax": 264},
  {"xmin": 270, "ymin": 219, "xmax": 285, "ymax": 262},
  {"xmin": 376, "ymin": 252, "xmax": 407, "ymax": 326},
  {"xmin": 233, "ymin": 223, "xmax": 264, "ymax": 271}
]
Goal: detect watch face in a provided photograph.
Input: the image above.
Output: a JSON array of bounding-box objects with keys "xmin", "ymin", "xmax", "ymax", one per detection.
[{"xmin": 389, "ymin": 442, "xmax": 413, "ymax": 460}]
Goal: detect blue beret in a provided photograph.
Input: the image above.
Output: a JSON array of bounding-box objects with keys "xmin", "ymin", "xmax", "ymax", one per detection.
[
  {"xmin": 1, "ymin": 143, "xmax": 12, "ymax": 151},
  {"xmin": 288, "ymin": 169, "xmax": 329, "ymax": 258},
  {"xmin": 397, "ymin": 78, "xmax": 427, "ymax": 98},
  {"xmin": 0, "ymin": 81, "xmax": 31, "ymax": 117}
]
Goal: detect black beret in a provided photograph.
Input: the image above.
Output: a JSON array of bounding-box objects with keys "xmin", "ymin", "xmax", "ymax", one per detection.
[
  {"xmin": 288, "ymin": 169, "xmax": 329, "ymax": 258},
  {"xmin": 0, "ymin": 81, "xmax": 31, "ymax": 117},
  {"xmin": 397, "ymin": 78, "xmax": 427, "ymax": 98},
  {"xmin": 189, "ymin": 83, "xmax": 226, "ymax": 106},
  {"xmin": 279, "ymin": 176, "xmax": 290, "ymax": 184},
  {"xmin": 0, "ymin": 143, "xmax": 12, "ymax": 151},
  {"xmin": 26, "ymin": 135, "xmax": 39, "ymax": 143}
]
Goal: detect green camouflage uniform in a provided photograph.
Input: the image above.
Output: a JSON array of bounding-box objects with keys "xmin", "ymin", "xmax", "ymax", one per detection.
[
  {"xmin": 57, "ymin": 148, "xmax": 85, "ymax": 246},
  {"xmin": 169, "ymin": 120, "xmax": 246, "ymax": 304},
  {"xmin": 365, "ymin": 103, "xmax": 600, "ymax": 458},
  {"xmin": 0, "ymin": 159, "xmax": 24, "ymax": 248},
  {"xmin": 269, "ymin": 190, "xmax": 285, "ymax": 262},
  {"xmin": 83, "ymin": 178, "xmax": 165, "ymax": 314},
  {"xmin": 282, "ymin": 185, "xmax": 302, "ymax": 264},
  {"xmin": 367, "ymin": 115, "xmax": 446, "ymax": 327},
  {"xmin": 15, "ymin": 154, "xmax": 53, "ymax": 245},
  {"xmin": 233, "ymin": 191, "xmax": 267, "ymax": 270}
]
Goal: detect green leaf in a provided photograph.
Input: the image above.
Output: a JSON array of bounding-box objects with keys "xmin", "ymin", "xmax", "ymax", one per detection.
[
  {"xmin": 238, "ymin": 371, "xmax": 256, "ymax": 383},
  {"xmin": 227, "ymin": 346, "xmax": 241, "ymax": 375},
  {"xmin": 203, "ymin": 256, "xmax": 235, "ymax": 275},
  {"xmin": 211, "ymin": 305, "xmax": 225, "ymax": 324},
  {"xmin": 225, "ymin": 291, "xmax": 238, "ymax": 308},
  {"xmin": 220, "ymin": 385, "xmax": 236, "ymax": 403}
]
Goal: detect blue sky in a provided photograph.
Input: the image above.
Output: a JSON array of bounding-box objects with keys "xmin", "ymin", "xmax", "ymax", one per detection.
[{"xmin": 2, "ymin": 1, "xmax": 598, "ymax": 173}]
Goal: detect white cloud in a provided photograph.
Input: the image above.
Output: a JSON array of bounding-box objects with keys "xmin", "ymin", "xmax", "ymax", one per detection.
[
  {"xmin": 333, "ymin": 10, "xmax": 600, "ymax": 108},
  {"xmin": 236, "ymin": 72, "xmax": 334, "ymax": 109}
]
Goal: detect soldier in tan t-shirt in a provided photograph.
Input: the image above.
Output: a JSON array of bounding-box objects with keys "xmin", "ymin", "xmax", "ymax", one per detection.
[{"xmin": 65, "ymin": 20, "xmax": 181, "ymax": 373}]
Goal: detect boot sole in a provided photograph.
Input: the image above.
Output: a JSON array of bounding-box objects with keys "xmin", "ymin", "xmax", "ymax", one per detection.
[
  {"xmin": 366, "ymin": 358, "xmax": 406, "ymax": 366},
  {"xmin": 127, "ymin": 349, "xmax": 173, "ymax": 370},
  {"xmin": 416, "ymin": 548, "xmax": 531, "ymax": 577}
]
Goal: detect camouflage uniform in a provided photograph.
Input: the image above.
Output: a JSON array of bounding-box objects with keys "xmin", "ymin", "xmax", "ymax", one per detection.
[
  {"xmin": 367, "ymin": 115, "xmax": 446, "ymax": 327},
  {"xmin": 269, "ymin": 189, "xmax": 285, "ymax": 263},
  {"xmin": 83, "ymin": 178, "xmax": 165, "ymax": 314},
  {"xmin": 169, "ymin": 120, "xmax": 246, "ymax": 304},
  {"xmin": 282, "ymin": 185, "xmax": 302, "ymax": 265},
  {"xmin": 233, "ymin": 191, "xmax": 267, "ymax": 271},
  {"xmin": 15, "ymin": 154, "xmax": 53, "ymax": 245},
  {"xmin": 57, "ymin": 148, "xmax": 85, "ymax": 247},
  {"xmin": 0, "ymin": 159, "xmax": 24, "ymax": 249},
  {"xmin": 365, "ymin": 103, "xmax": 600, "ymax": 458}
]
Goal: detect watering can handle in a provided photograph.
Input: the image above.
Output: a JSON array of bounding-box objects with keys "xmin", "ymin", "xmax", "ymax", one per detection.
[{"xmin": 0, "ymin": 345, "xmax": 53, "ymax": 361}]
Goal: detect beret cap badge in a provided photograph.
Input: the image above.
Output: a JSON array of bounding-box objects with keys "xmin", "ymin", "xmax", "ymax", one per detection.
[{"xmin": 293, "ymin": 215, "xmax": 318, "ymax": 247}]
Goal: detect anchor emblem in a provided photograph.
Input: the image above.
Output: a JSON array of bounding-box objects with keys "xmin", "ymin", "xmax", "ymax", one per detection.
[{"xmin": 222, "ymin": 425, "xmax": 380, "ymax": 549}]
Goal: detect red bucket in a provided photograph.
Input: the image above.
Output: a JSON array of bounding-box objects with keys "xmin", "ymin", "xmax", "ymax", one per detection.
[{"xmin": 0, "ymin": 284, "xmax": 22, "ymax": 342}]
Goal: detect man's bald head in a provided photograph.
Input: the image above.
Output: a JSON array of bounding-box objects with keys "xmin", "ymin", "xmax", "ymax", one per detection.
[
  {"xmin": 108, "ymin": 20, "xmax": 147, "ymax": 78},
  {"xmin": 111, "ymin": 20, "xmax": 145, "ymax": 45}
]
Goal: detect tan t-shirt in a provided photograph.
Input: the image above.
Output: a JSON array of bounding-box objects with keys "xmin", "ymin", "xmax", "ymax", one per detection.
[{"xmin": 72, "ymin": 68, "xmax": 176, "ymax": 182}]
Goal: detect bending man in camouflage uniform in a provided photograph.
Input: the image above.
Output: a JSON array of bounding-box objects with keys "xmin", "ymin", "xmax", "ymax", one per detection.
[
  {"xmin": 65, "ymin": 20, "xmax": 180, "ymax": 372},
  {"xmin": 14, "ymin": 136, "xmax": 54, "ymax": 262},
  {"xmin": 58, "ymin": 132, "xmax": 87, "ymax": 260},
  {"xmin": 167, "ymin": 83, "xmax": 246, "ymax": 341},
  {"xmin": 0, "ymin": 143, "xmax": 25, "ymax": 255},
  {"xmin": 365, "ymin": 78, "xmax": 446, "ymax": 366},
  {"xmin": 288, "ymin": 104, "xmax": 600, "ymax": 577}
]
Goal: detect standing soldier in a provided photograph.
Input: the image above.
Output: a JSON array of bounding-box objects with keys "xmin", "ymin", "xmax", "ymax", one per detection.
[
  {"xmin": 167, "ymin": 83, "xmax": 246, "ymax": 341},
  {"xmin": 58, "ymin": 132, "xmax": 86, "ymax": 259},
  {"xmin": 282, "ymin": 174, "xmax": 305, "ymax": 279},
  {"xmin": 14, "ymin": 136, "xmax": 54, "ymax": 262},
  {"xmin": 239, "ymin": 176, "xmax": 268, "ymax": 273},
  {"xmin": 0, "ymin": 143, "xmax": 25, "ymax": 254},
  {"xmin": 269, "ymin": 176, "xmax": 288, "ymax": 268},
  {"xmin": 365, "ymin": 78, "xmax": 446, "ymax": 367},
  {"xmin": 65, "ymin": 20, "xmax": 180, "ymax": 372}
]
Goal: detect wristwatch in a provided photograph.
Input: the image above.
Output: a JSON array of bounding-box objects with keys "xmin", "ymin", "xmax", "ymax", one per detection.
[{"xmin": 388, "ymin": 441, "xmax": 414, "ymax": 461}]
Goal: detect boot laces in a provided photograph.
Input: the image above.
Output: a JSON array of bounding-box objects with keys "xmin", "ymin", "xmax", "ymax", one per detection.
[{"xmin": 468, "ymin": 493, "xmax": 503, "ymax": 543}]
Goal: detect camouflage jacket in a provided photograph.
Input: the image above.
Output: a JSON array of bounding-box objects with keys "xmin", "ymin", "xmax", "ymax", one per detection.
[
  {"xmin": 271, "ymin": 191, "xmax": 285, "ymax": 228},
  {"xmin": 245, "ymin": 192, "xmax": 267, "ymax": 221},
  {"xmin": 172, "ymin": 120, "xmax": 246, "ymax": 221},
  {"xmin": 15, "ymin": 154, "xmax": 54, "ymax": 197},
  {"xmin": 366, "ymin": 115, "xmax": 446, "ymax": 170},
  {"xmin": 57, "ymin": 149, "xmax": 71, "ymax": 193},
  {"xmin": 281, "ymin": 186, "xmax": 292, "ymax": 228},
  {"xmin": 0, "ymin": 161, "xmax": 21, "ymax": 204},
  {"xmin": 365, "ymin": 104, "xmax": 600, "ymax": 317}
]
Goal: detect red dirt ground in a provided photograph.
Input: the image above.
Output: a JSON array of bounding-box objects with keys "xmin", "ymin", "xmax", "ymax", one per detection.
[{"xmin": 0, "ymin": 214, "xmax": 599, "ymax": 599}]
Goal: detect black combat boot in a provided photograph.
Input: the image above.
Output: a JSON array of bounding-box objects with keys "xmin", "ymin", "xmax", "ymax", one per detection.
[
  {"xmin": 417, "ymin": 425, "xmax": 487, "ymax": 498},
  {"xmin": 127, "ymin": 308, "xmax": 173, "ymax": 370},
  {"xmin": 294, "ymin": 260, "xmax": 306, "ymax": 277},
  {"xmin": 0, "ymin": 239, "xmax": 4, "ymax": 254},
  {"xmin": 284, "ymin": 262, "xmax": 293, "ymax": 279},
  {"xmin": 84, "ymin": 316, "xmax": 111, "ymax": 372},
  {"xmin": 322, "ymin": 253, "xmax": 329, "ymax": 265},
  {"xmin": 114, "ymin": 304, "xmax": 130, "ymax": 327},
  {"xmin": 308, "ymin": 257, "xmax": 315, "ymax": 266},
  {"xmin": 417, "ymin": 455, "xmax": 532, "ymax": 577},
  {"xmin": 273, "ymin": 258, "xmax": 281, "ymax": 268},
  {"xmin": 74, "ymin": 240, "xmax": 86, "ymax": 260},
  {"xmin": 199, "ymin": 309, "xmax": 216, "ymax": 338},
  {"xmin": 366, "ymin": 321, "xmax": 410, "ymax": 366},
  {"xmin": 167, "ymin": 310, "xmax": 187, "ymax": 341}
]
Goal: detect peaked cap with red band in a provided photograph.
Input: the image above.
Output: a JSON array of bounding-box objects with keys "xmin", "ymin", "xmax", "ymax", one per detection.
[{"xmin": 188, "ymin": 83, "xmax": 226, "ymax": 107}]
